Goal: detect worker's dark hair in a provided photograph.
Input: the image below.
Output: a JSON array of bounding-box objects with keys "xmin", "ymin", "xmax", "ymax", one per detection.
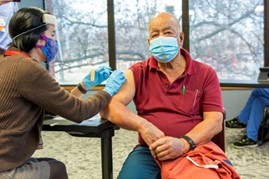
[{"xmin": 9, "ymin": 7, "xmax": 49, "ymax": 52}]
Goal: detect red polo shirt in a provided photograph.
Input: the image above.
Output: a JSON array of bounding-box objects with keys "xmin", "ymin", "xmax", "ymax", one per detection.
[{"xmin": 130, "ymin": 48, "xmax": 223, "ymax": 146}]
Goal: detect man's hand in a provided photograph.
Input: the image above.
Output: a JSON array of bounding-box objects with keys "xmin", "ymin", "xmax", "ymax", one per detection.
[
  {"xmin": 138, "ymin": 122, "xmax": 165, "ymax": 146},
  {"xmin": 149, "ymin": 136, "xmax": 188, "ymax": 161},
  {"xmin": 0, "ymin": 0, "xmax": 13, "ymax": 5}
]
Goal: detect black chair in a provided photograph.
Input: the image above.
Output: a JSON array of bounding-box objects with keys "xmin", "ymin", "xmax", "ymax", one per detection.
[
  {"xmin": 212, "ymin": 121, "xmax": 225, "ymax": 152},
  {"xmin": 259, "ymin": 106, "xmax": 269, "ymax": 145},
  {"xmin": 211, "ymin": 111, "xmax": 226, "ymax": 152}
]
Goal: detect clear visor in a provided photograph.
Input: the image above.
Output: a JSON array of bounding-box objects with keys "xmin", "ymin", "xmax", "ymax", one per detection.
[
  {"xmin": 40, "ymin": 15, "xmax": 64, "ymax": 68},
  {"xmin": 43, "ymin": 15, "xmax": 64, "ymax": 73}
]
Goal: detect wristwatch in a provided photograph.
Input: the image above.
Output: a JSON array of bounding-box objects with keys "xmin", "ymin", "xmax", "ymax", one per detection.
[
  {"xmin": 181, "ymin": 135, "xmax": 196, "ymax": 151},
  {"xmin": 77, "ymin": 83, "xmax": 87, "ymax": 94}
]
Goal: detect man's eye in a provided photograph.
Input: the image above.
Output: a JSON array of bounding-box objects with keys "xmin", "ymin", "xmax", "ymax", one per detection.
[
  {"xmin": 151, "ymin": 34, "xmax": 158, "ymax": 38},
  {"xmin": 165, "ymin": 32, "xmax": 173, "ymax": 35}
]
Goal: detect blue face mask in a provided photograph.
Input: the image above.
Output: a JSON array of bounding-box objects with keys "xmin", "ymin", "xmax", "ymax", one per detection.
[
  {"xmin": 149, "ymin": 36, "xmax": 179, "ymax": 63},
  {"xmin": 40, "ymin": 34, "xmax": 58, "ymax": 63}
]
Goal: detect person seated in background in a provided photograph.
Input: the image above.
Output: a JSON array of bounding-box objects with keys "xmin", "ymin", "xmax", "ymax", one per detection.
[
  {"xmin": 226, "ymin": 88, "xmax": 269, "ymax": 148},
  {"xmin": 101, "ymin": 12, "xmax": 239, "ymax": 179},
  {"xmin": 0, "ymin": 7, "xmax": 126, "ymax": 179}
]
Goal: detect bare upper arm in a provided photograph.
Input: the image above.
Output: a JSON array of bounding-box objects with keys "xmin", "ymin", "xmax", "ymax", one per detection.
[{"xmin": 110, "ymin": 69, "xmax": 136, "ymax": 106}]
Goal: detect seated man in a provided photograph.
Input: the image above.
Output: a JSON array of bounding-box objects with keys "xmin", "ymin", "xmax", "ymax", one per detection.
[{"xmin": 101, "ymin": 12, "xmax": 238, "ymax": 178}]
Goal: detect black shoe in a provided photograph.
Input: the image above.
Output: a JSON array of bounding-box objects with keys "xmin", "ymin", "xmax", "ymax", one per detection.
[
  {"xmin": 225, "ymin": 117, "xmax": 246, "ymax": 128},
  {"xmin": 232, "ymin": 135, "xmax": 258, "ymax": 148}
]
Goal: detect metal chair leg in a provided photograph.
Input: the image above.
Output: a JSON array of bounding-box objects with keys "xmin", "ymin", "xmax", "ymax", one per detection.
[{"xmin": 260, "ymin": 106, "xmax": 269, "ymax": 145}]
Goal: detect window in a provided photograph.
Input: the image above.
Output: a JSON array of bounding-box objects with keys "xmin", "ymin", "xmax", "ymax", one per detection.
[
  {"xmin": 45, "ymin": 0, "xmax": 265, "ymax": 84},
  {"xmin": 189, "ymin": 0, "xmax": 264, "ymax": 80},
  {"xmin": 45, "ymin": 0, "xmax": 183, "ymax": 84},
  {"xmin": 45, "ymin": 0, "xmax": 108, "ymax": 84}
]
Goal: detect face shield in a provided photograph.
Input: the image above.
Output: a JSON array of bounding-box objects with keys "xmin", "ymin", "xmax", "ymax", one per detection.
[
  {"xmin": 39, "ymin": 14, "xmax": 60, "ymax": 63},
  {"xmin": 43, "ymin": 15, "xmax": 64, "ymax": 79},
  {"xmin": 42, "ymin": 14, "xmax": 64, "ymax": 77}
]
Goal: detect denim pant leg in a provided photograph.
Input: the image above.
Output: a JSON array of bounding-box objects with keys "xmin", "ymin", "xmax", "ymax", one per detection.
[
  {"xmin": 238, "ymin": 88, "xmax": 269, "ymax": 124},
  {"xmin": 118, "ymin": 146, "xmax": 160, "ymax": 179},
  {"xmin": 246, "ymin": 95, "xmax": 269, "ymax": 141},
  {"xmin": 238, "ymin": 89, "xmax": 258, "ymax": 124}
]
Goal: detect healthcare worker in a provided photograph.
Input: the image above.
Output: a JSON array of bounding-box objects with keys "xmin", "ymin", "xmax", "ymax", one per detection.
[{"xmin": 0, "ymin": 7, "xmax": 126, "ymax": 179}]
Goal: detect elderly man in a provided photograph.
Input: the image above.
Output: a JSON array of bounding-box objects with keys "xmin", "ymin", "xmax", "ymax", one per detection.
[{"xmin": 101, "ymin": 12, "xmax": 239, "ymax": 178}]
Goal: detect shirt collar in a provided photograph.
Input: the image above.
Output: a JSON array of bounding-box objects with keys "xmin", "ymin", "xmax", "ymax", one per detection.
[
  {"xmin": 149, "ymin": 48, "xmax": 195, "ymax": 75},
  {"xmin": 4, "ymin": 47, "xmax": 30, "ymax": 58}
]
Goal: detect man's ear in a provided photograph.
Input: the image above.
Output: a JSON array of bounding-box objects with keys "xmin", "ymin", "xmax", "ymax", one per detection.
[{"xmin": 179, "ymin": 32, "xmax": 184, "ymax": 46}]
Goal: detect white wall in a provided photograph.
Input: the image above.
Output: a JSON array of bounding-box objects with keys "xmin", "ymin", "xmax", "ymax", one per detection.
[{"xmin": 222, "ymin": 90, "xmax": 252, "ymax": 120}]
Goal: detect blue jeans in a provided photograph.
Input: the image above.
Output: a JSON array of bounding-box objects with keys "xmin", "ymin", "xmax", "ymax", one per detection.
[
  {"xmin": 118, "ymin": 146, "xmax": 160, "ymax": 179},
  {"xmin": 238, "ymin": 88, "xmax": 269, "ymax": 141},
  {"xmin": 118, "ymin": 146, "xmax": 233, "ymax": 179}
]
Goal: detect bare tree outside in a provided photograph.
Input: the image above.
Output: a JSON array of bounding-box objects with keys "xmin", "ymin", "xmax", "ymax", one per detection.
[
  {"xmin": 190, "ymin": 0, "xmax": 264, "ymax": 80},
  {"xmin": 45, "ymin": 0, "xmax": 264, "ymax": 84},
  {"xmin": 45, "ymin": 0, "xmax": 108, "ymax": 84}
]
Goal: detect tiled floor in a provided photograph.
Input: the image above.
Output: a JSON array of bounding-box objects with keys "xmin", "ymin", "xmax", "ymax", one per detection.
[{"xmin": 33, "ymin": 127, "xmax": 269, "ymax": 179}]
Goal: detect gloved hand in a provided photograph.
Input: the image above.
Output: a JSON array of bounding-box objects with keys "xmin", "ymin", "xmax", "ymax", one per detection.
[
  {"xmin": 104, "ymin": 70, "xmax": 126, "ymax": 96},
  {"xmin": 82, "ymin": 65, "xmax": 111, "ymax": 90}
]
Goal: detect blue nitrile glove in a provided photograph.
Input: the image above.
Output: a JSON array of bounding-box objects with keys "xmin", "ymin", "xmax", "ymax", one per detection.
[
  {"xmin": 104, "ymin": 70, "xmax": 126, "ymax": 96},
  {"xmin": 82, "ymin": 65, "xmax": 111, "ymax": 90}
]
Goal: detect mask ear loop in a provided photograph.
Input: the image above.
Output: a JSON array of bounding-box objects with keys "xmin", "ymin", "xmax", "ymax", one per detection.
[
  {"xmin": 40, "ymin": 34, "xmax": 48, "ymax": 40},
  {"xmin": 35, "ymin": 34, "xmax": 48, "ymax": 48}
]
